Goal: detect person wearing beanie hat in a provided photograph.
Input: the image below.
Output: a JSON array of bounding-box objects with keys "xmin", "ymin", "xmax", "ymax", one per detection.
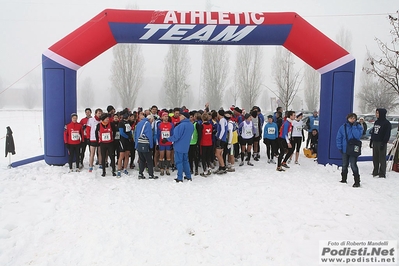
[
  {"xmin": 162, "ymin": 110, "xmax": 194, "ymax": 182},
  {"xmin": 181, "ymin": 112, "xmax": 190, "ymax": 119},
  {"xmin": 296, "ymin": 112, "xmax": 303, "ymax": 119},
  {"xmin": 95, "ymin": 112, "xmax": 116, "ymax": 177},
  {"xmin": 64, "ymin": 112, "xmax": 83, "ymax": 172}
]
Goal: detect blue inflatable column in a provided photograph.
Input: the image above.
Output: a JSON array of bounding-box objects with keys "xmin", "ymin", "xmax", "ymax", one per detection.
[
  {"xmin": 317, "ymin": 60, "xmax": 356, "ymax": 166},
  {"xmin": 42, "ymin": 55, "xmax": 77, "ymax": 165}
]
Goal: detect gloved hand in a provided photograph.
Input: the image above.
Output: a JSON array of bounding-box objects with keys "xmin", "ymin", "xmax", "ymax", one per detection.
[
  {"xmin": 65, "ymin": 143, "xmax": 70, "ymax": 149},
  {"xmin": 227, "ymin": 144, "xmax": 231, "ymax": 149},
  {"xmin": 263, "ymin": 139, "xmax": 267, "ymax": 145},
  {"xmin": 380, "ymin": 143, "xmax": 384, "ymax": 151},
  {"xmin": 161, "ymin": 138, "xmax": 168, "ymax": 144},
  {"xmin": 369, "ymin": 140, "xmax": 373, "ymax": 148}
]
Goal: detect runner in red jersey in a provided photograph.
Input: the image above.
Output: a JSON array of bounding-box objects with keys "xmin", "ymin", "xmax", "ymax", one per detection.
[
  {"xmin": 79, "ymin": 108, "xmax": 92, "ymax": 168},
  {"xmin": 64, "ymin": 113, "xmax": 83, "ymax": 172},
  {"xmin": 96, "ymin": 114, "xmax": 117, "ymax": 177},
  {"xmin": 157, "ymin": 112, "xmax": 174, "ymax": 176},
  {"xmin": 198, "ymin": 112, "xmax": 213, "ymax": 176}
]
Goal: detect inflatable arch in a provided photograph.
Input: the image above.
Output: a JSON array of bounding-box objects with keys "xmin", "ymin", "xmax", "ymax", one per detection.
[{"xmin": 42, "ymin": 9, "xmax": 355, "ymax": 166}]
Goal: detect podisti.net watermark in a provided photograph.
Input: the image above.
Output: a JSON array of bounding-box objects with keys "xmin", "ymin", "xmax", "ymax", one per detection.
[{"xmin": 319, "ymin": 240, "xmax": 397, "ymax": 264}]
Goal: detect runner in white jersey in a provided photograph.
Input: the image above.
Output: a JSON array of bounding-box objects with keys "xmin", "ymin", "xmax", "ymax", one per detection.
[
  {"xmin": 289, "ymin": 112, "xmax": 305, "ymax": 164},
  {"xmin": 238, "ymin": 113, "xmax": 256, "ymax": 166},
  {"xmin": 87, "ymin": 108, "xmax": 103, "ymax": 172}
]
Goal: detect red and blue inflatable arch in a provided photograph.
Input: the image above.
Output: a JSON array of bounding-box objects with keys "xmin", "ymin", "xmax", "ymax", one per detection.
[{"xmin": 42, "ymin": 9, "xmax": 355, "ymax": 166}]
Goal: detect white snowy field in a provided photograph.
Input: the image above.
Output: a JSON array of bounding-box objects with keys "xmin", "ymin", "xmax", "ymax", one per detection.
[{"xmin": 0, "ymin": 110, "xmax": 398, "ymax": 266}]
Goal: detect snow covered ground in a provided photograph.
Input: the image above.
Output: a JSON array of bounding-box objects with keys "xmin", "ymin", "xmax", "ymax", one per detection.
[{"xmin": 0, "ymin": 110, "xmax": 398, "ymax": 266}]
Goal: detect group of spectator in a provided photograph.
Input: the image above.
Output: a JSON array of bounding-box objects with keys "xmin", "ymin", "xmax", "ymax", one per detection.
[{"xmin": 336, "ymin": 108, "xmax": 392, "ymax": 188}]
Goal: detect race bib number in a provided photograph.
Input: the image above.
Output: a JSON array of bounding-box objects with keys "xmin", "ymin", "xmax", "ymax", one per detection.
[
  {"xmin": 268, "ymin": 128, "xmax": 275, "ymax": 134},
  {"xmin": 296, "ymin": 126, "xmax": 302, "ymax": 132},
  {"xmin": 102, "ymin": 132, "xmax": 111, "ymax": 141},
  {"xmin": 71, "ymin": 132, "xmax": 80, "ymax": 141},
  {"xmin": 125, "ymin": 124, "xmax": 131, "ymax": 132},
  {"xmin": 161, "ymin": 131, "xmax": 170, "ymax": 139},
  {"xmin": 115, "ymin": 132, "xmax": 120, "ymax": 140},
  {"xmin": 244, "ymin": 129, "xmax": 253, "ymax": 138},
  {"xmin": 313, "ymin": 120, "xmax": 319, "ymax": 126}
]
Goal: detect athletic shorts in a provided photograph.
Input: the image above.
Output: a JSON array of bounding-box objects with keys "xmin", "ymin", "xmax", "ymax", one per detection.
[
  {"xmin": 240, "ymin": 137, "xmax": 254, "ymax": 146},
  {"xmin": 216, "ymin": 140, "xmax": 227, "ymax": 149},
  {"xmin": 89, "ymin": 141, "xmax": 99, "ymax": 147},
  {"xmin": 253, "ymin": 136, "xmax": 260, "ymax": 142},
  {"xmin": 119, "ymin": 138, "xmax": 133, "ymax": 152},
  {"xmin": 159, "ymin": 145, "xmax": 172, "ymax": 151}
]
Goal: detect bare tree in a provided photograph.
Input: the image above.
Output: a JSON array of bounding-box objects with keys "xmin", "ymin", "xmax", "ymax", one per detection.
[
  {"xmin": 110, "ymin": 43, "xmax": 144, "ymax": 109},
  {"xmin": 226, "ymin": 85, "xmax": 240, "ymax": 108},
  {"xmin": 335, "ymin": 26, "xmax": 352, "ymax": 52},
  {"xmin": 271, "ymin": 47, "xmax": 302, "ymax": 110},
  {"xmin": 363, "ymin": 12, "xmax": 399, "ymax": 95},
  {"xmin": 78, "ymin": 77, "xmax": 94, "ymax": 109},
  {"xmin": 201, "ymin": 46, "xmax": 229, "ymax": 109},
  {"xmin": 358, "ymin": 58, "xmax": 399, "ymax": 112},
  {"xmin": 163, "ymin": 45, "xmax": 191, "ymax": 107},
  {"xmin": 235, "ymin": 46, "xmax": 263, "ymax": 110},
  {"xmin": 357, "ymin": 79, "xmax": 399, "ymax": 112},
  {"xmin": 303, "ymin": 65, "xmax": 320, "ymax": 111}
]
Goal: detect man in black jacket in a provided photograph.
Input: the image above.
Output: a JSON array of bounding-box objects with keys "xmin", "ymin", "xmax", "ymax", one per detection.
[{"xmin": 370, "ymin": 108, "xmax": 391, "ymax": 178}]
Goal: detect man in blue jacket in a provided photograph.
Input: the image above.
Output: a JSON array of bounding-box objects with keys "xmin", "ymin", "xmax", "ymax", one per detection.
[
  {"xmin": 135, "ymin": 114, "xmax": 158, "ymax": 179},
  {"xmin": 370, "ymin": 108, "xmax": 391, "ymax": 178},
  {"xmin": 336, "ymin": 113, "xmax": 363, "ymax": 187},
  {"xmin": 163, "ymin": 112, "xmax": 194, "ymax": 182}
]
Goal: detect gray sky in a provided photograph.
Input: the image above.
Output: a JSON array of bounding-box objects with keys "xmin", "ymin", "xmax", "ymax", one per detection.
[{"xmin": 0, "ymin": 0, "xmax": 397, "ymax": 111}]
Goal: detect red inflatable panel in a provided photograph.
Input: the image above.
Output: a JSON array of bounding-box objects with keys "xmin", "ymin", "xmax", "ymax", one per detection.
[{"xmin": 283, "ymin": 14, "xmax": 349, "ymax": 70}]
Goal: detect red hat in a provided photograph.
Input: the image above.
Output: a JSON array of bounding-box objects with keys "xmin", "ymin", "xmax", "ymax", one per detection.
[{"xmin": 161, "ymin": 112, "xmax": 169, "ymax": 117}]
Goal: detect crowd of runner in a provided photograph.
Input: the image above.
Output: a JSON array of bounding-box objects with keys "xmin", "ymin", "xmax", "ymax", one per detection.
[{"xmin": 63, "ymin": 104, "xmax": 320, "ymax": 180}]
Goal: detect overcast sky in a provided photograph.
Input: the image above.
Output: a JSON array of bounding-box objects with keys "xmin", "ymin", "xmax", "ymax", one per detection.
[{"xmin": 0, "ymin": 0, "xmax": 397, "ymax": 111}]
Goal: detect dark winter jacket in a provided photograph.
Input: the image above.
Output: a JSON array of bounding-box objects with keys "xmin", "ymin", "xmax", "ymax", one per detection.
[
  {"xmin": 370, "ymin": 108, "xmax": 391, "ymax": 143},
  {"xmin": 5, "ymin": 126, "xmax": 16, "ymax": 157}
]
